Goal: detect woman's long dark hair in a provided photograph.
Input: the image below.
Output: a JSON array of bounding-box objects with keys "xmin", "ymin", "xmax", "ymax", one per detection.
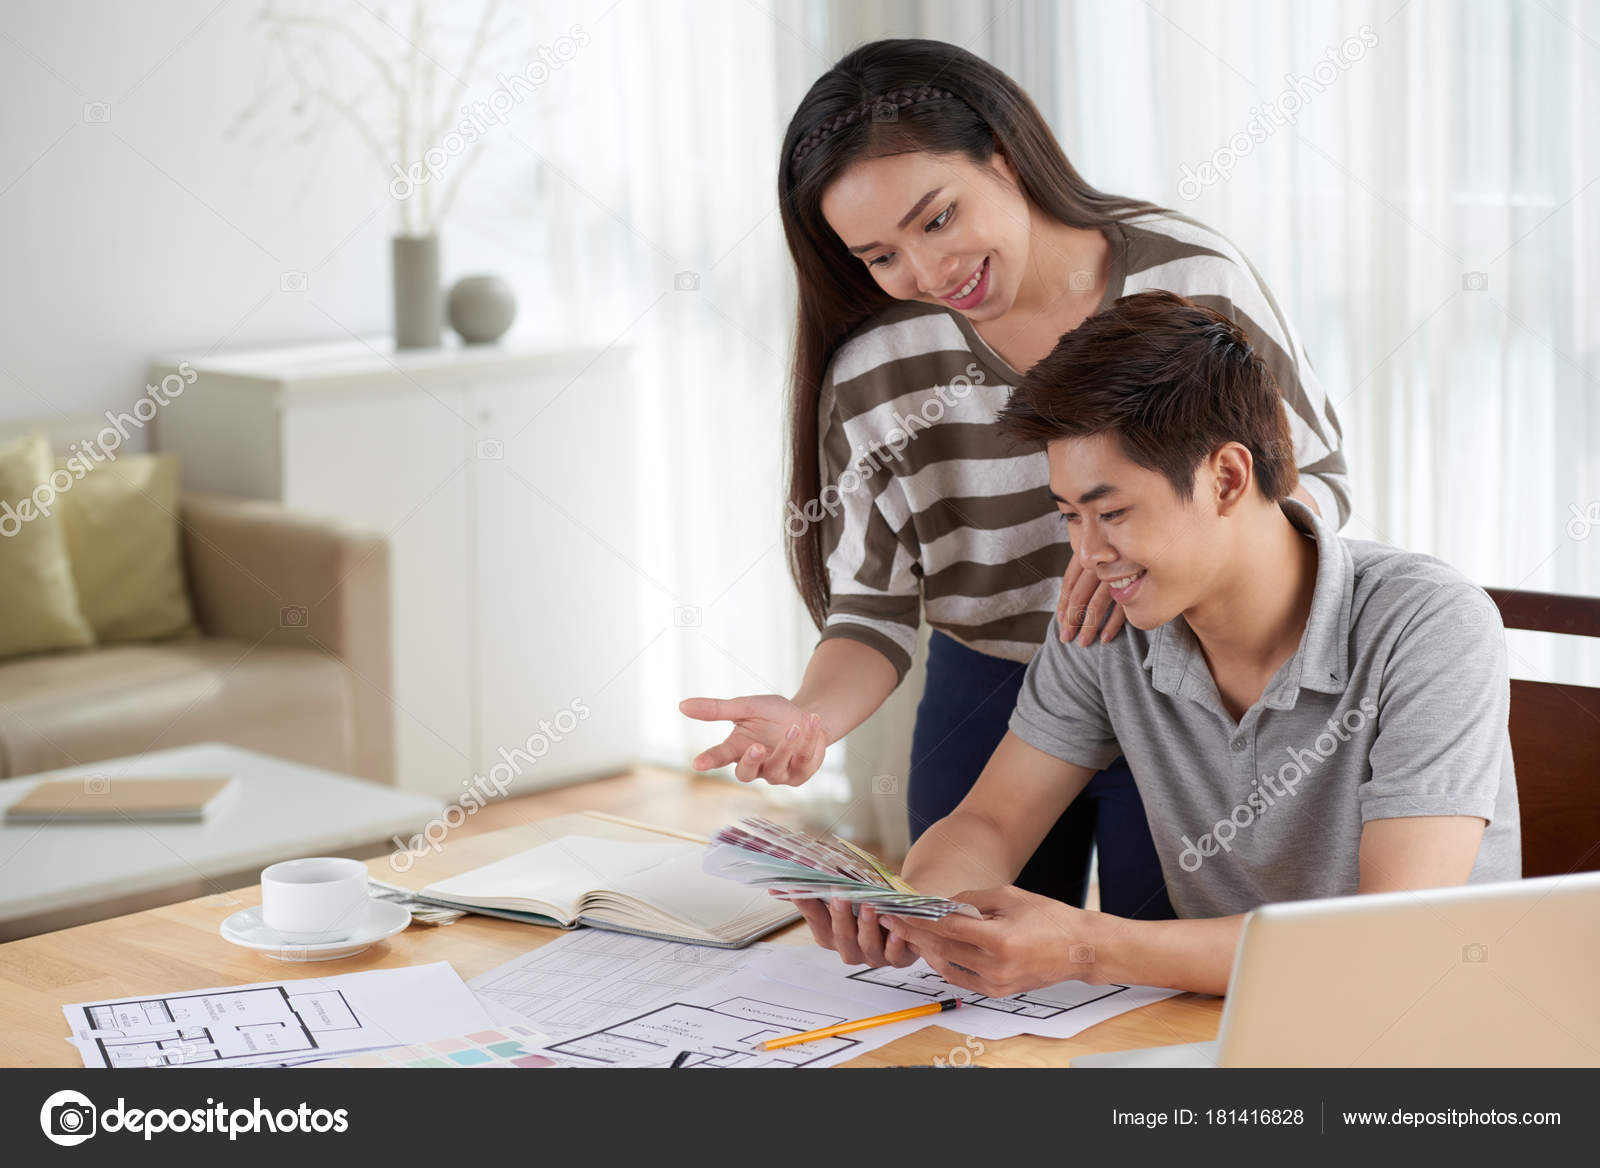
[{"xmin": 780, "ymin": 37, "xmax": 1164, "ymax": 630}]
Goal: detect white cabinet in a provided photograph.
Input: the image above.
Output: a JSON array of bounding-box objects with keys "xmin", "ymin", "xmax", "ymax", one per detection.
[{"xmin": 154, "ymin": 339, "xmax": 638, "ymax": 798}]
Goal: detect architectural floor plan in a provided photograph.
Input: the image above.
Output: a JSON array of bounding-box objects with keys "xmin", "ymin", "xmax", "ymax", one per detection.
[
  {"xmin": 847, "ymin": 964, "xmax": 1131, "ymax": 1019},
  {"xmin": 82, "ymin": 985, "xmax": 362, "ymax": 1067},
  {"xmin": 63, "ymin": 963, "xmax": 496, "ymax": 1069},
  {"xmin": 753, "ymin": 949, "xmax": 1183, "ymax": 1043},
  {"xmin": 469, "ymin": 929, "xmax": 766, "ymax": 1037},
  {"xmin": 545, "ymin": 994, "xmax": 859, "ymax": 1068}
]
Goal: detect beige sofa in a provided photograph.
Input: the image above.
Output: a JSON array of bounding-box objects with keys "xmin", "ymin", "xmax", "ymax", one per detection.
[{"xmin": 0, "ymin": 490, "xmax": 394, "ymax": 783}]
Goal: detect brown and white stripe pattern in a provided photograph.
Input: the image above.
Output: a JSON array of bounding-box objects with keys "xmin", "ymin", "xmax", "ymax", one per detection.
[{"xmin": 814, "ymin": 212, "xmax": 1351, "ymax": 683}]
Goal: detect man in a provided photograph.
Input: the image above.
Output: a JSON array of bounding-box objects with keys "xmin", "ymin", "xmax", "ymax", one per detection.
[{"xmin": 795, "ymin": 290, "xmax": 1520, "ymax": 996}]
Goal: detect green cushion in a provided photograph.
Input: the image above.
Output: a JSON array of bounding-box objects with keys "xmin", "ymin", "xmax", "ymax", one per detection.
[
  {"xmin": 57, "ymin": 452, "xmax": 197, "ymax": 644},
  {"xmin": 0, "ymin": 433, "xmax": 96, "ymax": 660}
]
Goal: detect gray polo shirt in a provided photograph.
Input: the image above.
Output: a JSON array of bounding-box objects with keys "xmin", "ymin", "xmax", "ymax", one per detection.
[{"xmin": 1009, "ymin": 499, "xmax": 1520, "ymax": 919}]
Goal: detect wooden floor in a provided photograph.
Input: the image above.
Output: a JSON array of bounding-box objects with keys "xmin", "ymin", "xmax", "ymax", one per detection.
[{"xmin": 0, "ymin": 765, "xmax": 1221, "ymax": 1067}]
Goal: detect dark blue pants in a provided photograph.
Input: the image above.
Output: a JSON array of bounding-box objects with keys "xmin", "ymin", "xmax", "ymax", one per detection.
[{"xmin": 908, "ymin": 630, "xmax": 1176, "ymax": 920}]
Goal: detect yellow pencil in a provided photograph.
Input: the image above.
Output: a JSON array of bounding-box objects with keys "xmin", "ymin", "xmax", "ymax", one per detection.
[{"xmin": 760, "ymin": 998, "xmax": 963, "ymax": 1050}]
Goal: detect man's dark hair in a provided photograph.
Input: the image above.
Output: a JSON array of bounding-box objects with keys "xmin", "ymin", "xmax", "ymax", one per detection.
[{"xmin": 996, "ymin": 290, "xmax": 1298, "ymax": 503}]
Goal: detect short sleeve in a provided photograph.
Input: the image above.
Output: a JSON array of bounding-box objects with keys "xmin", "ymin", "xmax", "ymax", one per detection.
[
  {"xmin": 1007, "ymin": 615, "xmax": 1123, "ymax": 772},
  {"xmin": 1359, "ymin": 584, "xmax": 1510, "ymax": 824}
]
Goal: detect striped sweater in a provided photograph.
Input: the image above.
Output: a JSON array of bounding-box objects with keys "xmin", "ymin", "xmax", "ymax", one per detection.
[{"xmin": 813, "ymin": 212, "xmax": 1351, "ymax": 684}]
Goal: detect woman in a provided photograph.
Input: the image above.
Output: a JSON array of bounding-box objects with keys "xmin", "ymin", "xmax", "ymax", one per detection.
[{"xmin": 680, "ymin": 38, "xmax": 1349, "ymax": 923}]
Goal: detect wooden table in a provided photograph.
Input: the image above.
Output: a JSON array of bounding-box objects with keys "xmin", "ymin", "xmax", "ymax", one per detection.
[{"xmin": 0, "ymin": 766, "xmax": 1222, "ymax": 1067}]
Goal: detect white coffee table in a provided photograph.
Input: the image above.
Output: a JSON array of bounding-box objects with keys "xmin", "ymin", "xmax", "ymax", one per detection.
[{"xmin": 0, "ymin": 743, "xmax": 445, "ymax": 940}]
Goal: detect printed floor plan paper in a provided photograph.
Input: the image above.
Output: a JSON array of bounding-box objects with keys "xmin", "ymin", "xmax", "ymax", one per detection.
[
  {"xmin": 467, "ymin": 929, "xmax": 774, "ymax": 1039},
  {"xmin": 753, "ymin": 948, "xmax": 1183, "ymax": 1042},
  {"xmin": 536, "ymin": 976, "xmax": 930, "ymax": 1068},
  {"xmin": 297, "ymin": 1023, "xmax": 567, "ymax": 1069},
  {"xmin": 469, "ymin": 931, "xmax": 928, "ymax": 1067},
  {"xmin": 62, "ymin": 962, "xmax": 494, "ymax": 1068}
]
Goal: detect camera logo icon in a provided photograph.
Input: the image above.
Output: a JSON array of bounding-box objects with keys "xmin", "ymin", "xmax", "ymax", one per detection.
[
  {"xmin": 673, "ymin": 271, "xmax": 700, "ymax": 292},
  {"xmin": 82, "ymin": 102, "xmax": 111, "ymax": 123},
  {"xmin": 40, "ymin": 1089, "xmax": 97, "ymax": 1146},
  {"xmin": 871, "ymin": 774, "xmax": 898, "ymax": 795},
  {"xmin": 1069, "ymin": 269, "xmax": 1095, "ymax": 291},
  {"xmin": 1461, "ymin": 271, "xmax": 1488, "ymax": 292},
  {"xmin": 1567, "ymin": 501, "xmax": 1599, "ymax": 541},
  {"xmin": 279, "ymin": 604, "xmax": 308, "ymax": 628},
  {"xmin": 83, "ymin": 774, "xmax": 111, "ymax": 796},
  {"xmin": 476, "ymin": 438, "xmax": 504, "ymax": 460},
  {"xmin": 280, "ymin": 271, "xmax": 308, "ymax": 292},
  {"xmin": 1462, "ymin": 943, "xmax": 1489, "ymax": 963},
  {"xmin": 673, "ymin": 605, "xmax": 702, "ymax": 627}
]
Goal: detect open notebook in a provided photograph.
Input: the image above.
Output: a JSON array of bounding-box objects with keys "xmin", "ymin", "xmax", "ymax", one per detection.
[{"xmin": 371, "ymin": 811, "xmax": 797, "ymax": 948}]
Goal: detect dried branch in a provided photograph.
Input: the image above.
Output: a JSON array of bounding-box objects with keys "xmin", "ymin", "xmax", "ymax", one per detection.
[
  {"xmin": 432, "ymin": 139, "xmax": 493, "ymax": 226},
  {"xmin": 271, "ymin": 28, "xmax": 391, "ymax": 175},
  {"xmin": 243, "ymin": 0, "xmax": 525, "ymax": 234},
  {"xmin": 426, "ymin": 0, "xmax": 501, "ymax": 150},
  {"xmin": 260, "ymin": 4, "xmax": 405, "ymax": 99}
]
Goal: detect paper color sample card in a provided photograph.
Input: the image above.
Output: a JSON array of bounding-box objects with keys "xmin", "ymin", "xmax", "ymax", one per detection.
[{"xmin": 703, "ymin": 816, "xmax": 982, "ymax": 920}]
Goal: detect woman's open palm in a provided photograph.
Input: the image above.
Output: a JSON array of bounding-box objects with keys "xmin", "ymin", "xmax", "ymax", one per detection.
[{"xmin": 677, "ymin": 695, "xmax": 828, "ymax": 787}]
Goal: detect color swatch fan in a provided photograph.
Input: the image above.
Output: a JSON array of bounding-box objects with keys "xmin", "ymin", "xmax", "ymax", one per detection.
[{"xmin": 703, "ymin": 817, "xmax": 981, "ymax": 920}]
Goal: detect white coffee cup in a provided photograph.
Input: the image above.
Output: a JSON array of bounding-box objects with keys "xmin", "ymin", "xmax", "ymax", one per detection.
[{"xmin": 260, "ymin": 857, "xmax": 370, "ymax": 943}]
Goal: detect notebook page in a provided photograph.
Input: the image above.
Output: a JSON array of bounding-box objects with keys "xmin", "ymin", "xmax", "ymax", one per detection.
[
  {"xmin": 423, "ymin": 836, "xmax": 700, "ymax": 919},
  {"xmin": 608, "ymin": 847, "xmax": 788, "ymax": 937}
]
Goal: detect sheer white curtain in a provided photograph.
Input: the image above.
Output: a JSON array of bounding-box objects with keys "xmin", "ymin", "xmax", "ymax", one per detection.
[
  {"xmin": 521, "ymin": 0, "xmax": 1596, "ymax": 845},
  {"xmin": 1049, "ymin": 0, "xmax": 1599, "ymax": 683},
  {"xmin": 561, "ymin": 1, "xmax": 1023, "ymax": 848},
  {"xmin": 613, "ymin": 3, "xmax": 830, "ymax": 808},
  {"xmin": 511, "ymin": 2, "xmax": 870, "ymax": 832}
]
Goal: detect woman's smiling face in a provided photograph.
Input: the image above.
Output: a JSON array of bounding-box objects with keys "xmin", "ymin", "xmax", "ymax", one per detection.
[{"xmin": 819, "ymin": 150, "xmax": 1034, "ymax": 322}]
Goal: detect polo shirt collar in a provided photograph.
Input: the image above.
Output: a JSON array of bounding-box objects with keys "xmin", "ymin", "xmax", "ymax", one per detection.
[
  {"xmin": 1286, "ymin": 497, "xmax": 1354, "ymax": 696},
  {"xmin": 1142, "ymin": 498, "xmax": 1353, "ymax": 705}
]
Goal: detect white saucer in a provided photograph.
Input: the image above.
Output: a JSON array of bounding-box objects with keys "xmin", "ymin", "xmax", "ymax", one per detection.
[{"xmin": 220, "ymin": 899, "xmax": 412, "ymax": 962}]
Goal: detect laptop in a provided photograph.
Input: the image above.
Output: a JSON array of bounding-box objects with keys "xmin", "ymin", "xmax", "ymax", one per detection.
[{"xmin": 1072, "ymin": 871, "xmax": 1600, "ymax": 1067}]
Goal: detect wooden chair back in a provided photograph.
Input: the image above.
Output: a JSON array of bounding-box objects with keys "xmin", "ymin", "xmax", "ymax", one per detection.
[{"xmin": 1484, "ymin": 589, "xmax": 1600, "ymax": 877}]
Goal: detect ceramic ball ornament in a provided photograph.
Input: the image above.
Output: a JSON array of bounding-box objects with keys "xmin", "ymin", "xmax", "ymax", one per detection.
[{"xmin": 447, "ymin": 275, "xmax": 517, "ymax": 344}]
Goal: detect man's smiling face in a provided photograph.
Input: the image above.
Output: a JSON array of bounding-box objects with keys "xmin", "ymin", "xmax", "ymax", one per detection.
[{"xmin": 1047, "ymin": 433, "xmax": 1227, "ymax": 630}]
